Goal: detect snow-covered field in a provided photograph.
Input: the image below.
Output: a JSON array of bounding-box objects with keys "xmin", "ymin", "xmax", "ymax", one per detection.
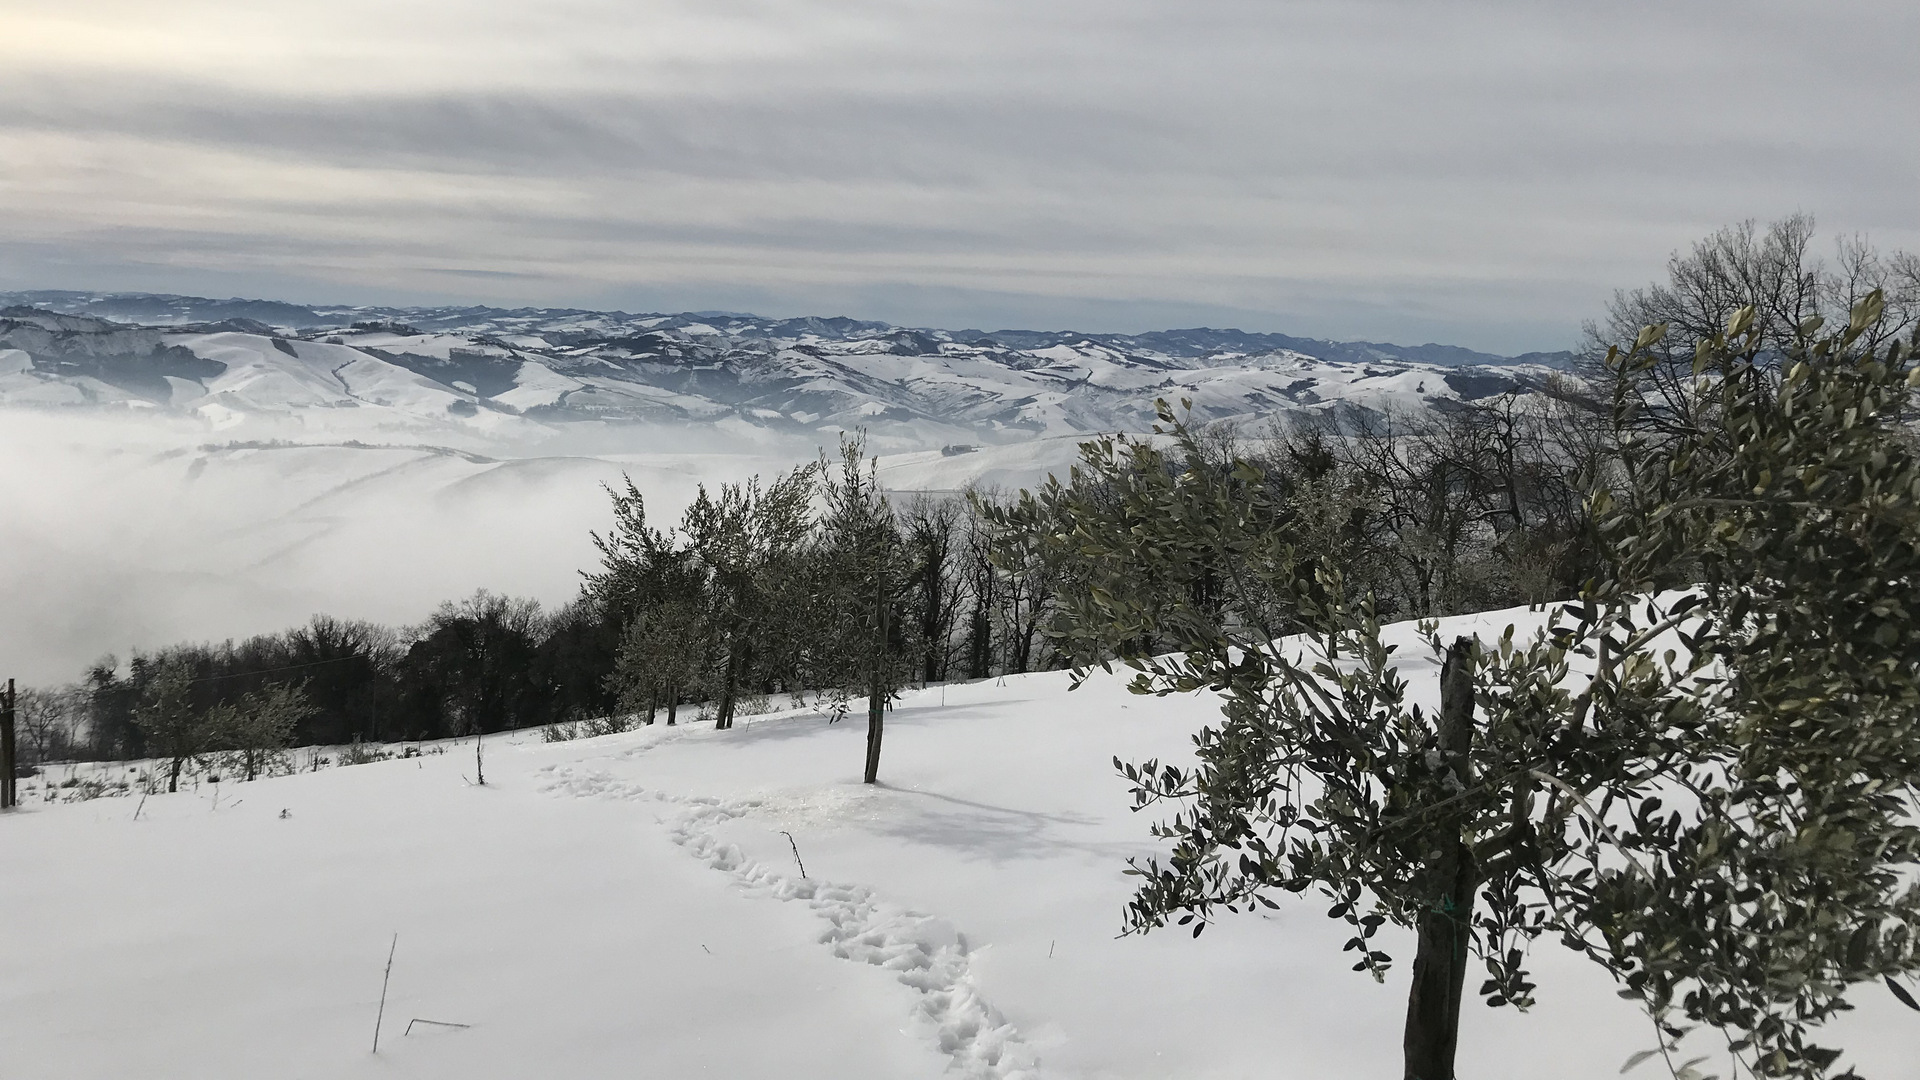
[{"xmin": 6, "ymin": 611, "xmax": 1913, "ymax": 1080}]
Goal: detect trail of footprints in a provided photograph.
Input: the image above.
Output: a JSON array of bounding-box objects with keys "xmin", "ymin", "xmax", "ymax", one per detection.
[{"xmin": 539, "ymin": 763, "xmax": 1040, "ymax": 1080}]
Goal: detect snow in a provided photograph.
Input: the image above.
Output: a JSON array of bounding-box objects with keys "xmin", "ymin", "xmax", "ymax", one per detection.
[
  {"xmin": 488, "ymin": 361, "xmax": 582, "ymax": 412},
  {"xmin": 190, "ymin": 333, "xmax": 354, "ymax": 410},
  {"xmin": 876, "ymin": 435, "xmax": 1110, "ymax": 494},
  {"xmin": 0, "ymin": 372, "xmax": 91, "ymax": 406},
  {"xmin": 6, "ymin": 609, "xmax": 1914, "ymax": 1079},
  {"xmin": 3, "ymin": 312, "xmax": 1536, "ymax": 448}
]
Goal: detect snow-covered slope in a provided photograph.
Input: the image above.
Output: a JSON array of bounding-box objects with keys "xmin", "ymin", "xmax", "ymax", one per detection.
[
  {"xmin": 1, "ymin": 299, "xmax": 1569, "ymax": 448},
  {"xmin": 4, "ymin": 609, "xmax": 1911, "ymax": 1080}
]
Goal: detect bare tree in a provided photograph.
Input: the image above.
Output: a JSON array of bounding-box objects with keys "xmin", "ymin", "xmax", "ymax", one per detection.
[
  {"xmin": 958, "ymin": 488, "xmax": 1003, "ymax": 681},
  {"xmin": 1583, "ymin": 214, "xmax": 1920, "ymax": 438},
  {"xmin": 407, "ymin": 590, "xmax": 546, "ymax": 737},
  {"xmin": 15, "ymin": 685, "xmax": 84, "ymax": 766},
  {"xmin": 899, "ymin": 494, "xmax": 965, "ymax": 686}
]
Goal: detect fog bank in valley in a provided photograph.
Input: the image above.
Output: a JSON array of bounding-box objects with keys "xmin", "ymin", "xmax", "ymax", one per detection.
[{"xmin": 0, "ymin": 409, "xmax": 820, "ymax": 686}]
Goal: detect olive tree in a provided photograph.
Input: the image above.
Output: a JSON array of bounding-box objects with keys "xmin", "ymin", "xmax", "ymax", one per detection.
[
  {"xmin": 1561, "ymin": 294, "xmax": 1920, "ymax": 1079},
  {"xmin": 682, "ymin": 467, "xmax": 819, "ymax": 730},
  {"xmin": 818, "ymin": 436, "xmax": 908, "ymax": 783},
  {"xmin": 1006, "ymin": 291, "xmax": 1919, "ymax": 1080}
]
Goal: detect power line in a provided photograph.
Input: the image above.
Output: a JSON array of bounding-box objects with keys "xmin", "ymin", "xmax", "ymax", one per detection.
[{"xmin": 180, "ymin": 653, "xmax": 371, "ymax": 686}]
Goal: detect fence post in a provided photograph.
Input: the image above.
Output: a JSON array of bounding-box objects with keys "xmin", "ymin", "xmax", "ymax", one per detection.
[{"xmin": 2, "ymin": 678, "xmax": 17, "ymax": 809}]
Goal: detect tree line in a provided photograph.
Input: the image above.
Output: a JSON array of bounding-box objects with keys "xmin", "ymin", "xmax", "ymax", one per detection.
[
  {"xmin": 13, "ymin": 439, "xmax": 1071, "ymax": 787},
  {"xmin": 582, "ymin": 437, "xmax": 1065, "ymax": 781},
  {"xmin": 16, "ymin": 592, "xmax": 620, "ymax": 790}
]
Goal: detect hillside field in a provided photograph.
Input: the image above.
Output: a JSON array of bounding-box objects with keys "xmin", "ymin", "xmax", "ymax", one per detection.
[{"xmin": 3, "ymin": 611, "xmax": 1914, "ymax": 1079}]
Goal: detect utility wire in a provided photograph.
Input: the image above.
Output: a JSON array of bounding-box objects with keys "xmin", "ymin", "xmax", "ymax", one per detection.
[{"xmin": 168, "ymin": 653, "xmax": 371, "ymax": 686}]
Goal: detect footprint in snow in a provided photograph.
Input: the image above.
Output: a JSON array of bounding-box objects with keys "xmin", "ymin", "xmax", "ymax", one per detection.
[{"xmin": 539, "ymin": 764, "xmax": 1041, "ymax": 1080}]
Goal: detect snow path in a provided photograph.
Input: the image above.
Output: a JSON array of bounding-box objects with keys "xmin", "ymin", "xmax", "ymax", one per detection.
[{"xmin": 538, "ymin": 759, "xmax": 1040, "ymax": 1079}]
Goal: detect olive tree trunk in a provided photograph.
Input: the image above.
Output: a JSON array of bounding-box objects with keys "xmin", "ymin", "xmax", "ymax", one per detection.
[
  {"xmin": 863, "ymin": 576, "xmax": 889, "ymax": 784},
  {"xmin": 1403, "ymin": 637, "xmax": 1478, "ymax": 1080}
]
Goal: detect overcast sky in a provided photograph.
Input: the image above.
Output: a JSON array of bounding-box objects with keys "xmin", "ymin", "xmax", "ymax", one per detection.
[{"xmin": 1, "ymin": 1, "xmax": 1914, "ymax": 353}]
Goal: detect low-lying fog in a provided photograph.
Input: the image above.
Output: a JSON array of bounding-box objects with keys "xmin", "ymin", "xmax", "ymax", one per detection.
[
  {"xmin": 2, "ymin": 411, "xmax": 796, "ymax": 686},
  {"xmin": 0, "ymin": 409, "xmax": 1086, "ymax": 686}
]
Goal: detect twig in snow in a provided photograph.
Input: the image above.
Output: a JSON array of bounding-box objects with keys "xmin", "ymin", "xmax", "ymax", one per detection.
[
  {"xmin": 405, "ymin": 1018, "xmax": 472, "ymax": 1035},
  {"xmin": 780, "ymin": 830, "xmax": 808, "ymax": 878},
  {"xmin": 132, "ymin": 792, "xmax": 148, "ymax": 821},
  {"xmin": 372, "ymin": 933, "xmax": 398, "ymax": 1053}
]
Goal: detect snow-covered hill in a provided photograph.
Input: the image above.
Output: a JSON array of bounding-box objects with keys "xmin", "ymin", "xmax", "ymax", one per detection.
[
  {"xmin": 3, "ymin": 608, "xmax": 1911, "ymax": 1080},
  {"xmin": 1, "ymin": 296, "xmax": 1571, "ymax": 448}
]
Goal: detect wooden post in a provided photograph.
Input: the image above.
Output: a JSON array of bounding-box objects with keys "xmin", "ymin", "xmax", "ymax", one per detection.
[
  {"xmin": 1402, "ymin": 638, "xmax": 1477, "ymax": 1080},
  {"xmin": 863, "ymin": 561, "xmax": 888, "ymax": 785},
  {"xmin": 2, "ymin": 678, "xmax": 17, "ymax": 809}
]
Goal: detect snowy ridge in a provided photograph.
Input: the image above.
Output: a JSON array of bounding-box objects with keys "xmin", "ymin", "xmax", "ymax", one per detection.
[
  {"xmin": 539, "ymin": 756, "xmax": 1039, "ymax": 1079},
  {"xmin": 1, "ymin": 296, "xmax": 1570, "ymax": 449}
]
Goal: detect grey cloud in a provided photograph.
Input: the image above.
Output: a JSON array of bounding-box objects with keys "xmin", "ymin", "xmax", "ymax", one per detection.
[
  {"xmin": 2, "ymin": 80, "xmax": 1194, "ymax": 184},
  {"xmin": 8, "ymin": 64, "xmax": 1910, "ymax": 198},
  {"xmin": 0, "ymin": 0, "xmax": 1915, "ymax": 353}
]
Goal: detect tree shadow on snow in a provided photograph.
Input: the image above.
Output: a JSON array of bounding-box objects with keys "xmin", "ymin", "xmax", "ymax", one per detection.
[{"xmin": 867, "ymin": 784, "xmax": 1141, "ymax": 866}]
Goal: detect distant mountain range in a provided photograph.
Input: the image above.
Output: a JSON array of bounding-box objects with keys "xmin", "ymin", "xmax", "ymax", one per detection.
[{"xmin": 0, "ymin": 290, "xmax": 1575, "ymax": 446}]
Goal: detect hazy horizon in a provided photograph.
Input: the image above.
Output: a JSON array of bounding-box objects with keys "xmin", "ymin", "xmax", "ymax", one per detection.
[{"xmin": 2, "ymin": 285, "xmax": 1579, "ymax": 357}]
